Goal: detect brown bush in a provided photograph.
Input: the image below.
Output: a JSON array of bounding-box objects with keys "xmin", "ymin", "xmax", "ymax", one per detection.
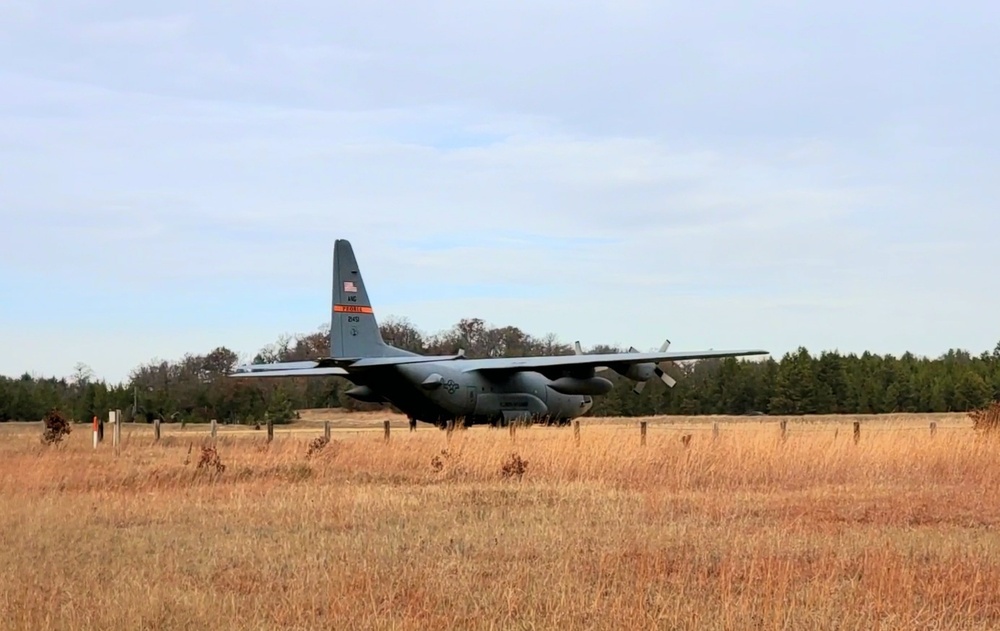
[
  {"xmin": 306, "ymin": 436, "xmax": 329, "ymax": 457},
  {"xmin": 197, "ymin": 445, "xmax": 226, "ymax": 473},
  {"xmin": 970, "ymin": 402, "xmax": 1000, "ymax": 433},
  {"xmin": 500, "ymin": 452, "xmax": 528, "ymax": 480},
  {"xmin": 430, "ymin": 449, "xmax": 450, "ymax": 473},
  {"xmin": 41, "ymin": 409, "xmax": 71, "ymax": 445}
]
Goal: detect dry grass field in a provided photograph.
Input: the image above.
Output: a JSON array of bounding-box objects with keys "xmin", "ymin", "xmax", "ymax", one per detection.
[{"xmin": 2, "ymin": 412, "xmax": 998, "ymax": 630}]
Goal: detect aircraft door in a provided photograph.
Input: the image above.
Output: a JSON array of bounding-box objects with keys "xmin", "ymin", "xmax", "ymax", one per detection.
[{"xmin": 466, "ymin": 386, "xmax": 477, "ymax": 412}]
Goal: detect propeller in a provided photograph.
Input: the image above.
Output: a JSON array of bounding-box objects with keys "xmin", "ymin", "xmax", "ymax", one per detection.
[
  {"xmin": 632, "ymin": 339, "xmax": 677, "ymax": 394},
  {"xmin": 575, "ymin": 339, "xmax": 676, "ymax": 392}
]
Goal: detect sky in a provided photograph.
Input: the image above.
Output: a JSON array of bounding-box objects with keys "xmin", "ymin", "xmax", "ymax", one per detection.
[{"xmin": 1, "ymin": 1, "xmax": 998, "ymax": 384}]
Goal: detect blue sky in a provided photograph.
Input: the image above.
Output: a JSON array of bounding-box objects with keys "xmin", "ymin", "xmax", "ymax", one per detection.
[{"xmin": 1, "ymin": 1, "xmax": 998, "ymax": 384}]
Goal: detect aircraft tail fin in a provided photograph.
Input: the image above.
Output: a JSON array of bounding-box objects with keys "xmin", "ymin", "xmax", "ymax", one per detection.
[{"xmin": 330, "ymin": 239, "xmax": 410, "ymax": 359}]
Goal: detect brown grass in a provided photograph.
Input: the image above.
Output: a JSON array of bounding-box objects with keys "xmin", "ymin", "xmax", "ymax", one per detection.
[{"xmin": 1, "ymin": 413, "xmax": 998, "ymax": 630}]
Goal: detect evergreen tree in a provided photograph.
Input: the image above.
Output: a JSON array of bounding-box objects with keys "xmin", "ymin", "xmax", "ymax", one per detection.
[{"xmin": 2, "ymin": 324, "xmax": 999, "ymax": 421}]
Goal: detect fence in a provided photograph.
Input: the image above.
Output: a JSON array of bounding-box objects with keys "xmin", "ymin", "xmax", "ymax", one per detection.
[{"xmin": 87, "ymin": 409, "xmax": 959, "ymax": 454}]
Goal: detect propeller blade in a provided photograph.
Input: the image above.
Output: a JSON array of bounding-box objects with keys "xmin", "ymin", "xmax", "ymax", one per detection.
[
  {"xmin": 574, "ymin": 341, "xmax": 583, "ymax": 355},
  {"xmin": 632, "ymin": 381, "xmax": 646, "ymax": 394},
  {"xmin": 659, "ymin": 339, "xmax": 671, "ymax": 352},
  {"xmin": 655, "ymin": 365, "xmax": 677, "ymax": 388}
]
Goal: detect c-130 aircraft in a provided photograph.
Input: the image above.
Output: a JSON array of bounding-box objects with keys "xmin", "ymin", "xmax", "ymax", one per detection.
[{"xmin": 231, "ymin": 239, "xmax": 768, "ymax": 427}]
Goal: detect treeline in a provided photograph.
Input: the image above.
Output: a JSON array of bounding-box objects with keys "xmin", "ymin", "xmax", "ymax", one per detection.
[{"xmin": 1, "ymin": 316, "xmax": 998, "ymax": 422}]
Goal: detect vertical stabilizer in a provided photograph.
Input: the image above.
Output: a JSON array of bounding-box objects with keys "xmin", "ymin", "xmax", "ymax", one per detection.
[{"xmin": 330, "ymin": 240, "xmax": 410, "ymax": 359}]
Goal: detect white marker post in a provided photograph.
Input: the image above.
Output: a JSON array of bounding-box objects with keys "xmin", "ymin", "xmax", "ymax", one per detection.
[
  {"xmin": 110, "ymin": 409, "xmax": 121, "ymax": 453},
  {"xmin": 92, "ymin": 415, "xmax": 99, "ymax": 449}
]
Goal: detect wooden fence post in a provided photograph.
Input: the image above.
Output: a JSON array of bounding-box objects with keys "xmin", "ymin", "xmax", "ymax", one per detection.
[
  {"xmin": 574, "ymin": 420, "xmax": 580, "ymax": 446},
  {"xmin": 210, "ymin": 418, "xmax": 217, "ymax": 441},
  {"xmin": 154, "ymin": 418, "xmax": 161, "ymax": 442},
  {"xmin": 384, "ymin": 420, "xmax": 391, "ymax": 444},
  {"xmin": 640, "ymin": 421, "xmax": 647, "ymax": 446},
  {"xmin": 267, "ymin": 417, "xmax": 274, "ymax": 443},
  {"xmin": 779, "ymin": 419, "xmax": 787, "ymax": 442},
  {"xmin": 713, "ymin": 422, "xmax": 719, "ymax": 441},
  {"xmin": 930, "ymin": 421, "xmax": 937, "ymax": 437},
  {"xmin": 853, "ymin": 420, "xmax": 861, "ymax": 445},
  {"xmin": 509, "ymin": 422, "xmax": 516, "ymax": 443},
  {"xmin": 324, "ymin": 421, "xmax": 331, "ymax": 441}
]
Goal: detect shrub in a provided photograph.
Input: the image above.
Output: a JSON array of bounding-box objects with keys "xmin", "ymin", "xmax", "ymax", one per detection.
[
  {"xmin": 306, "ymin": 436, "xmax": 329, "ymax": 457},
  {"xmin": 500, "ymin": 452, "xmax": 528, "ymax": 480},
  {"xmin": 430, "ymin": 449, "xmax": 451, "ymax": 473},
  {"xmin": 970, "ymin": 402, "xmax": 1000, "ymax": 433},
  {"xmin": 41, "ymin": 409, "xmax": 71, "ymax": 445},
  {"xmin": 197, "ymin": 445, "xmax": 226, "ymax": 473}
]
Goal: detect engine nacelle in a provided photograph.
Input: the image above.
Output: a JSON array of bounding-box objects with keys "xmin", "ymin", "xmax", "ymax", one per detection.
[
  {"xmin": 615, "ymin": 362, "xmax": 656, "ymax": 382},
  {"xmin": 345, "ymin": 385, "xmax": 386, "ymax": 403},
  {"xmin": 547, "ymin": 376, "xmax": 614, "ymax": 395}
]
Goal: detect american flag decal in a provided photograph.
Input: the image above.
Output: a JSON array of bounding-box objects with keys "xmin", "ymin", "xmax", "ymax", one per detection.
[{"xmin": 343, "ymin": 280, "xmax": 358, "ymax": 293}]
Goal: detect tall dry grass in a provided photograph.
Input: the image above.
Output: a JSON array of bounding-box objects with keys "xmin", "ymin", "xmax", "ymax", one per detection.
[{"xmin": 1, "ymin": 415, "xmax": 998, "ymax": 630}]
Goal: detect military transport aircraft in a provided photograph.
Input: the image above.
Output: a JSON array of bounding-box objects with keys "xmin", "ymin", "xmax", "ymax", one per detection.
[{"xmin": 230, "ymin": 239, "xmax": 768, "ymax": 427}]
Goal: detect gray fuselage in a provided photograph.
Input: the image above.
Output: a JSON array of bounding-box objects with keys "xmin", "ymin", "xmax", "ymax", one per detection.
[{"xmin": 347, "ymin": 361, "xmax": 594, "ymax": 426}]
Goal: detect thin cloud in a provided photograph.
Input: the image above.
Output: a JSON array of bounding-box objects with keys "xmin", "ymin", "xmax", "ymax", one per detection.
[{"xmin": 1, "ymin": 1, "xmax": 998, "ymax": 382}]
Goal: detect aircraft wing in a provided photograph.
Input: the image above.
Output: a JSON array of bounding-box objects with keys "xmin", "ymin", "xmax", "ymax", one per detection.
[
  {"xmin": 227, "ymin": 353, "xmax": 465, "ymax": 378},
  {"xmin": 229, "ymin": 361, "xmax": 348, "ymax": 378},
  {"xmin": 228, "ymin": 349, "xmax": 768, "ymax": 379},
  {"xmin": 455, "ymin": 349, "xmax": 769, "ymax": 376}
]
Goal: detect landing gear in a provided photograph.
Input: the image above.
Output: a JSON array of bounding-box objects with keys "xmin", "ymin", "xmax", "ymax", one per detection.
[{"xmin": 408, "ymin": 416, "xmax": 417, "ymax": 432}]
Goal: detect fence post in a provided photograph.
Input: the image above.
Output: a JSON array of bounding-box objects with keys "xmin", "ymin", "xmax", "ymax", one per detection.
[
  {"xmin": 110, "ymin": 409, "xmax": 121, "ymax": 454},
  {"xmin": 930, "ymin": 421, "xmax": 937, "ymax": 437},
  {"xmin": 267, "ymin": 417, "xmax": 274, "ymax": 443},
  {"xmin": 853, "ymin": 420, "xmax": 861, "ymax": 445},
  {"xmin": 409, "ymin": 417, "xmax": 416, "ymax": 432},
  {"xmin": 154, "ymin": 418, "xmax": 161, "ymax": 442},
  {"xmin": 384, "ymin": 420, "xmax": 391, "ymax": 444},
  {"xmin": 509, "ymin": 422, "xmax": 516, "ymax": 443},
  {"xmin": 324, "ymin": 421, "xmax": 331, "ymax": 441},
  {"xmin": 640, "ymin": 421, "xmax": 647, "ymax": 446},
  {"xmin": 779, "ymin": 419, "xmax": 787, "ymax": 442},
  {"xmin": 210, "ymin": 418, "xmax": 217, "ymax": 441},
  {"xmin": 93, "ymin": 415, "xmax": 99, "ymax": 449},
  {"xmin": 574, "ymin": 420, "xmax": 580, "ymax": 446},
  {"xmin": 713, "ymin": 422, "xmax": 719, "ymax": 441}
]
